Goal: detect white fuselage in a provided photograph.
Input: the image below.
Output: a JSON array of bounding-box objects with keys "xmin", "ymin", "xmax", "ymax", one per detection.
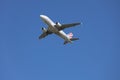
[{"xmin": 40, "ymin": 15, "xmax": 71, "ymax": 42}]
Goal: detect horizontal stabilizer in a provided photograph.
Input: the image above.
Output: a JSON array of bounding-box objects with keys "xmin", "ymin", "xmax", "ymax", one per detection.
[
  {"xmin": 63, "ymin": 38, "xmax": 79, "ymax": 45},
  {"xmin": 70, "ymin": 38, "xmax": 79, "ymax": 41}
]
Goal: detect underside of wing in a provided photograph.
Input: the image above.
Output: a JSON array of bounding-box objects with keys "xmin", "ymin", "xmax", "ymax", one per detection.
[
  {"xmin": 57, "ymin": 22, "xmax": 80, "ymax": 30},
  {"xmin": 39, "ymin": 31, "xmax": 52, "ymax": 39}
]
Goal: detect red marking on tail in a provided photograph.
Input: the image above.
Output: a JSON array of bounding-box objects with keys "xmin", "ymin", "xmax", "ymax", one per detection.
[{"xmin": 67, "ymin": 32, "xmax": 73, "ymax": 39}]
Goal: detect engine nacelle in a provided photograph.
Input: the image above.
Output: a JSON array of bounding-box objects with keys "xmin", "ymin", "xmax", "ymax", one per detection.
[
  {"xmin": 56, "ymin": 22, "xmax": 62, "ymax": 26},
  {"xmin": 42, "ymin": 27, "xmax": 47, "ymax": 32}
]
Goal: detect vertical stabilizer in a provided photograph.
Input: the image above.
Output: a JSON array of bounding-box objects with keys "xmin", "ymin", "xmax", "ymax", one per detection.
[
  {"xmin": 64, "ymin": 32, "xmax": 79, "ymax": 45},
  {"xmin": 67, "ymin": 32, "xmax": 73, "ymax": 39}
]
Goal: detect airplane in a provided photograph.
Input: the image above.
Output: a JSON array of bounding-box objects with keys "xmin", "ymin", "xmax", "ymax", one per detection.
[{"xmin": 39, "ymin": 15, "xmax": 80, "ymax": 44}]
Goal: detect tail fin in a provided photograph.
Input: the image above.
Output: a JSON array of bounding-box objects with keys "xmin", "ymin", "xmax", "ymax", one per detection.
[
  {"xmin": 67, "ymin": 32, "xmax": 79, "ymax": 41},
  {"xmin": 64, "ymin": 32, "xmax": 79, "ymax": 45},
  {"xmin": 67, "ymin": 32, "xmax": 73, "ymax": 39}
]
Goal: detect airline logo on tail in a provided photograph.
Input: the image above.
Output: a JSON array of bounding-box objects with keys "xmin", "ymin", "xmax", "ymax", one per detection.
[{"xmin": 67, "ymin": 32, "xmax": 73, "ymax": 39}]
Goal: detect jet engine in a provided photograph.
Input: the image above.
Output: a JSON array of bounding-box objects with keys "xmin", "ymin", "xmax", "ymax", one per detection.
[
  {"xmin": 42, "ymin": 27, "xmax": 47, "ymax": 33},
  {"xmin": 56, "ymin": 22, "xmax": 62, "ymax": 26}
]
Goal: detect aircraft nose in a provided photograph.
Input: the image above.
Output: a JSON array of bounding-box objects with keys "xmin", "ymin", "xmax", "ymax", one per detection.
[
  {"xmin": 40, "ymin": 15, "xmax": 45, "ymax": 18},
  {"xmin": 40, "ymin": 15, "xmax": 43, "ymax": 18}
]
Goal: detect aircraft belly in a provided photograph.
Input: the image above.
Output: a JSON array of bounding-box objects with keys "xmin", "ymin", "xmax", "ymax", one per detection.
[
  {"xmin": 48, "ymin": 25, "xmax": 58, "ymax": 33},
  {"xmin": 55, "ymin": 31, "xmax": 69, "ymax": 41}
]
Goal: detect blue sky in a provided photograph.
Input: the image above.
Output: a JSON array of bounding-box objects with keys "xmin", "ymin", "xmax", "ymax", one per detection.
[{"xmin": 0, "ymin": 0, "xmax": 120, "ymax": 80}]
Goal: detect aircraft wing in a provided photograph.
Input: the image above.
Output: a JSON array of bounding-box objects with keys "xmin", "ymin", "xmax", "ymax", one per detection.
[
  {"xmin": 39, "ymin": 32, "xmax": 52, "ymax": 39},
  {"xmin": 57, "ymin": 22, "xmax": 80, "ymax": 30}
]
